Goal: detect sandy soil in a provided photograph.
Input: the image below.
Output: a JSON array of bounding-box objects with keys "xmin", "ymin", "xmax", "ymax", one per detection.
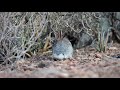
[{"xmin": 0, "ymin": 43, "xmax": 120, "ymax": 78}]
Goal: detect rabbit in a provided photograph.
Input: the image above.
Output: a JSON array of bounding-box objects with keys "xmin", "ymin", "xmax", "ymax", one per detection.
[{"xmin": 52, "ymin": 30, "xmax": 73, "ymax": 60}]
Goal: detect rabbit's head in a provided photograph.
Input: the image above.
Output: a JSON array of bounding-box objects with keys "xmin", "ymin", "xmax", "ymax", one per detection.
[{"xmin": 52, "ymin": 30, "xmax": 64, "ymax": 45}]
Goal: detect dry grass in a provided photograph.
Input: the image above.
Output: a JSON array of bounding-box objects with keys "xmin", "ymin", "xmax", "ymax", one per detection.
[{"xmin": 0, "ymin": 12, "xmax": 113, "ymax": 65}]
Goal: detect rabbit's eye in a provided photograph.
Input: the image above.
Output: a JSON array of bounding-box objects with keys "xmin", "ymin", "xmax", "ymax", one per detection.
[{"xmin": 52, "ymin": 39, "xmax": 57, "ymax": 45}]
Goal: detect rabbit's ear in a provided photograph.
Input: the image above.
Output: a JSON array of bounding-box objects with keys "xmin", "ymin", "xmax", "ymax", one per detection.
[
  {"xmin": 59, "ymin": 30, "xmax": 63, "ymax": 39},
  {"xmin": 59, "ymin": 30, "xmax": 62, "ymax": 39},
  {"xmin": 54, "ymin": 31, "xmax": 59, "ymax": 40}
]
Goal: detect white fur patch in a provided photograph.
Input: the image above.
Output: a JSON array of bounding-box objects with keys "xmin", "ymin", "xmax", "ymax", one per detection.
[{"xmin": 53, "ymin": 53, "xmax": 72, "ymax": 60}]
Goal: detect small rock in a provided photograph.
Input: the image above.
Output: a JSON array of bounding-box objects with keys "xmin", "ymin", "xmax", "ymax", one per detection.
[
  {"xmin": 89, "ymin": 48, "xmax": 95, "ymax": 51},
  {"xmin": 89, "ymin": 53, "xmax": 95, "ymax": 57},
  {"xmin": 108, "ymin": 47, "xmax": 117, "ymax": 51},
  {"xmin": 37, "ymin": 62, "xmax": 47, "ymax": 68},
  {"xmin": 57, "ymin": 73, "xmax": 69, "ymax": 78},
  {"xmin": 95, "ymin": 53, "xmax": 102, "ymax": 58},
  {"xmin": 94, "ymin": 58, "xmax": 101, "ymax": 61},
  {"xmin": 76, "ymin": 57, "xmax": 81, "ymax": 60}
]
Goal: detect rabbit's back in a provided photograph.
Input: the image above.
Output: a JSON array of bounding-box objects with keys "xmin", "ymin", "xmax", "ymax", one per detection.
[{"xmin": 52, "ymin": 37, "xmax": 73, "ymax": 59}]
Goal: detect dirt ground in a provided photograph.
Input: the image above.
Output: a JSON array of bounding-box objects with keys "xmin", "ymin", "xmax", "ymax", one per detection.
[{"xmin": 0, "ymin": 43, "xmax": 120, "ymax": 78}]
